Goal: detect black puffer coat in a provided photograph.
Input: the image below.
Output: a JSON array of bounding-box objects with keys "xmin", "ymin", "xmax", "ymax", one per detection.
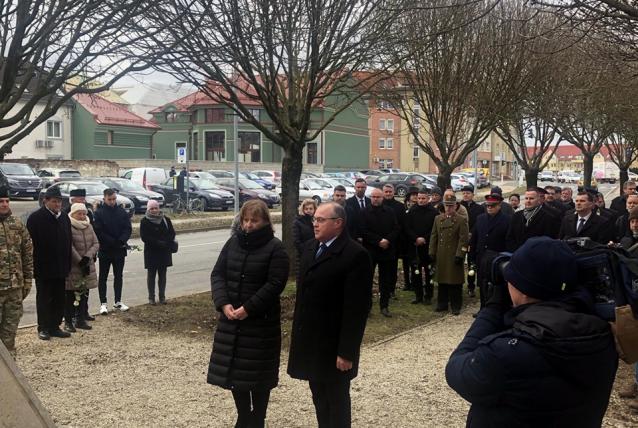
[
  {"xmin": 207, "ymin": 226, "xmax": 289, "ymax": 391},
  {"xmin": 292, "ymin": 214, "xmax": 314, "ymax": 256},
  {"xmin": 140, "ymin": 216, "xmax": 176, "ymax": 269}
]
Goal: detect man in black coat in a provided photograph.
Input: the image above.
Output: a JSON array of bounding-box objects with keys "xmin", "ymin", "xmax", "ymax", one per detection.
[
  {"xmin": 344, "ymin": 178, "xmax": 370, "ymax": 242},
  {"xmin": 404, "ymin": 188, "xmax": 438, "ymax": 304},
  {"xmin": 561, "ymin": 186, "xmax": 576, "ymax": 210},
  {"xmin": 610, "ymin": 180, "xmax": 636, "ymax": 217},
  {"xmin": 490, "ymin": 186, "xmax": 514, "ymax": 216},
  {"xmin": 460, "ymin": 186, "xmax": 484, "ymax": 298},
  {"xmin": 94, "ymin": 188, "xmax": 132, "ymax": 315},
  {"xmin": 26, "ymin": 186, "xmax": 72, "ymax": 340},
  {"xmin": 506, "ymin": 188, "xmax": 560, "ymax": 251},
  {"xmin": 615, "ymin": 194, "xmax": 638, "ymax": 242},
  {"xmin": 468, "ymin": 193, "xmax": 510, "ymax": 309},
  {"xmin": 559, "ymin": 191, "xmax": 609, "ymax": 243},
  {"xmin": 288, "ymin": 202, "xmax": 372, "ymax": 428},
  {"xmin": 382, "ymin": 184, "xmax": 406, "ymax": 298},
  {"xmin": 361, "ymin": 188, "xmax": 399, "ymax": 317},
  {"xmin": 544, "ymin": 185, "xmax": 569, "ymax": 216},
  {"xmin": 446, "ymin": 237, "xmax": 618, "ymax": 428}
]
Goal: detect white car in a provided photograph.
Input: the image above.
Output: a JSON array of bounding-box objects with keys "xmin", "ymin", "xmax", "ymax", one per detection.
[
  {"xmin": 539, "ymin": 171, "xmax": 555, "ymax": 182},
  {"xmin": 251, "ymin": 170, "xmax": 282, "ymax": 184},
  {"xmin": 311, "ymin": 178, "xmax": 355, "ymax": 199},
  {"xmin": 451, "ymin": 174, "xmax": 470, "ymax": 191},
  {"xmin": 281, "ymin": 179, "xmax": 333, "ymax": 203}
]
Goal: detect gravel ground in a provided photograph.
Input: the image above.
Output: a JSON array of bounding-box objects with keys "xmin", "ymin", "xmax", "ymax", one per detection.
[{"xmin": 13, "ymin": 304, "xmax": 638, "ymax": 427}]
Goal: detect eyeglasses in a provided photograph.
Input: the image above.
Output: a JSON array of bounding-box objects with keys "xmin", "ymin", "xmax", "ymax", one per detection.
[{"xmin": 312, "ymin": 216, "xmax": 338, "ymax": 224}]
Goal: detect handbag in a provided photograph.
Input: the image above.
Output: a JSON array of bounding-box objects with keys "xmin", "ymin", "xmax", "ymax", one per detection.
[
  {"xmin": 170, "ymin": 240, "xmax": 179, "ymax": 254},
  {"xmin": 614, "ymin": 305, "xmax": 638, "ymax": 364}
]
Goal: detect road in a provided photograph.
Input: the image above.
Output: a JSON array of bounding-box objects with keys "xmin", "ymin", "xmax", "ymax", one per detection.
[{"xmin": 19, "ymin": 225, "xmax": 283, "ymax": 327}]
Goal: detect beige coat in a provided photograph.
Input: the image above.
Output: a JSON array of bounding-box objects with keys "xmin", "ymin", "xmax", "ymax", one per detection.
[
  {"xmin": 428, "ymin": 212, "xmax": 469, "ymax": 285},
  {"xmin": 66, "ymin": 224, "xmax": 99, "ymax": 291}
]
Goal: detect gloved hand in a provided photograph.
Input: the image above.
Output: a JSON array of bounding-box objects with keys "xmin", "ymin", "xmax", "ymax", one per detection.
[
  {"xmin": 81, "ymin": 264, "xmax": 90, "ymax": 277},
  {"xmin": 79, "ymin": 256, "xmax": 90, "ymax": 267},
  {"xmin": 485, "ymin": 281, "xmax": 513, "ymax": 310},
  {"xmin": 454, "ymin": 256, "xmax": 464, "ymax": 266}
]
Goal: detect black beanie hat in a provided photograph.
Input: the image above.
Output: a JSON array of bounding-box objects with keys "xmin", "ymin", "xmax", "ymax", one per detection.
[{"xmin": 503, "ymin": 237, "xmax": 577, "ymax": 300}]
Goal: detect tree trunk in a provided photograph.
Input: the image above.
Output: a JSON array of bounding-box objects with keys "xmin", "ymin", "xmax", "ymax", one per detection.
[
  {"xmin": 436, "ymin": 165, "xmax": 453, "ymax": 190},
  {"xmin": 620, "ymin": 168, "xmax": 629, "ymax": 196},
  {"xmin": 525, "ymin": 168, "xmax": 539, "ymax": 188},
  {"xmin": 582, "ymin": 153, "xmax": 594, "ymax": 188},
  {"xmin": 280, "ymin": 142, "xmax": 303, "ymax": 278}
]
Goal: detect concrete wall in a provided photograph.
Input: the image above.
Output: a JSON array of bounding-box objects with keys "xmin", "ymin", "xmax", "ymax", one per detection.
[
  {"xmin": 115, "ymin": 159, "xmax": 324, "ymax": 175},
  {"xmin": 2, "ymin": 158, "xmax": 120, "ymax": 177}
]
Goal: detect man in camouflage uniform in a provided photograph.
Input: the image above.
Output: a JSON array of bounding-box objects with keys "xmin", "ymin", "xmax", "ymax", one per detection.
[{"xmin": 0, "ymin": 187, "xmax": 33, "ymax": 358}]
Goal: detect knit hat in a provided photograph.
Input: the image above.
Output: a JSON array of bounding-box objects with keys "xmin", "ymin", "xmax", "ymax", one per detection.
[
  {"xmin": 503, "ymin": 237, "xmax": 577, "ymax": 300},
  {"xmin": 69, "ymin": 203, "xmax": 87, "ymax": 215},
  {"xmin": 44, "ymin": 186, "xmax": 63, "ymax": 199},
  {"xmin": 630, "ymin": 207, "xmax": 638, "ymax": 222},
  {"xmin": 147, "ymin": 200, "xmax": 160, "ymax": 210}
]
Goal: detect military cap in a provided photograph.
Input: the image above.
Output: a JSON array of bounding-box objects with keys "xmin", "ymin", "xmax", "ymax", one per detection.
[
  {"xmin": 461, "ymin": 185, "xmax": 474, "ymax": 193},
  {"xmin": 443, "ymin": 194, "xmax": 457, "ymax": 205},
  {"xmin": 69, "ymin": 188, "xmax": 86, "ymax": 197}
]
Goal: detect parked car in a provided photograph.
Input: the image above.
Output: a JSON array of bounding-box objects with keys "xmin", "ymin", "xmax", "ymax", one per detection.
[
  {"xmin": 207, "ymin": 170, "xmax": 235, "ymax": 178},
  {"xmin": 90, "ymin": 177, "xmax": 165, "ymax": 213},
  {"xmin": 36, "ymin": 168, "xmax": 82, "ymax": 188},
  {"xmin": 238, "ymin": 172, "xmax": 276, "ymax": 190},
  {"xmin": 189, "ymin": 171, "xmax": 218, "ymax": 181},
  {"xmin": 251, "ymin": 170, "xmax": 282, "ymax": 184},
  {"xmin": 215, "ymin": 177, "xmax": 280, "ymax": 208},
  {"xmin": 38, "ymin": 181, "xmax": 135, "ymax": 217},
  {"xmin": 121, "ymin": 167, "xmax": 168, "ymax": 189},
  {"xmin": 149, "ymin": 177, "xmax": 235, "ymax": 211},
  {"xmin": 306, "ymin": 178, "xmax": 355, "ymax": 199},
  {"xmin": 0, "ymin": 163, "xmax": 43, "ymax": 200},
  {"xmin": 451, "ymin": 174, "xmax": 471, "ymax": 191},
  {"xmin": 539, "ymin": 171, "xmax": 555, "ymax": 182},
  {"xmin": 457, "ymin": 171, "xmax": 488, "ymax": 188},
  {"xmin": 297, "ymin": 179, "xmax": 334, "ymax": 203},
  {"xmin": 367, "ymin": 173, "xmax": 431, "ymax": 197},
  {"xmin": 558, "ymin": 171, "xmax": 580, "ymax": 184},
  {"xmin": 358, "ymin": 169, "xmax": 384, "ymax": 179},
  {"xmin": 380, "ymin": 168, "xmax": 401, "ymax": 174},
  {"xmin": 577, "ymin": 176, "xmax": 598, "ymax": 189}
]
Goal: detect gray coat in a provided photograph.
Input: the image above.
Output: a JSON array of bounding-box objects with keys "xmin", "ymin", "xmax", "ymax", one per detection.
[{"xmin": 66, "ymin": 223, "xmax": 99, "ymax": 291}]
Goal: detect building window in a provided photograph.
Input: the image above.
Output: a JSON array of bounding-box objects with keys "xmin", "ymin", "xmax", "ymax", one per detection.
[
  {"xmin": 165, "ymin": 112, "xmax": 177, "ymax": 122},
  {"xmin": 46, "ymin": 120, "xmax": 62, "ymax": 138},
  {"xmin": 386, "ymin": 138, "xmax": 393, "ymax": 149},
  {"xmin": 378, "ymin": 138, "xmax": 385, "ymax": 149},
  {"xmin": 238, "ymin": 131, "xmax": 261, "ymax": 162},
  {"xmin": 205, "ymin": 108, "xmax": 226, "ymax": 123},
  {"xmin": 307, "ymin": 142, "xmax": 318, "ymax": 164},
  {"xmin": 379, "ymin": 119, "xmax": 386, "ymax": 131},
  {"xmin": 190, "ymin": 132, "xmax": 199, "ymax": 160},
  {"xmin": 380, "ymin": 159, "xmax": 393, "ymax": 168},
  {"xmin": 107, "ymin": 130, "xmax": 114, "ymax": 145},
  {"xmin": 205, "ymin": 131, "xmax": 225, "ymax": 161},
  {"xmin": 377, "ymin": 100, "xmax": 390, "ymax": 110},
  {"xmin": 413, "ymin": 146, "xmax": 419, "ymax": 159},
  {"xmin": 386, "ymin": 119, "xmax": 394, "ymax": 132},
  {"xmin": 240, "ymin": 108, "xmax": 261, "ymax": 122}
]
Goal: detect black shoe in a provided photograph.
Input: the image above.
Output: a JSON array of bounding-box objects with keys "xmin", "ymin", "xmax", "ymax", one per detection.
[
  {"xmin": 451, "ymin": 310, "xmax": 461, "ymax": 316},
  {"xmin": 411, "ymin": 299, "xmax": 423, "ymax": 304},
  {"xmin": 423, "ymin": 298, "xmax": 432, "ymax": 305},
  {"xmin": 49, "ymin": 328, "xmax": 71, "ymax": 338},
  {"xmin": 148, "ymin": 298, "xmax": 156, "ymax": 305},
  {"xmin": 391, "ymin": 292, "xmax": 398, "ymax": 300},
  {"xmin": 38, "ymin": 330, "xmax": 50, "ymax": 341},
  {"xmin": 74, "ymin": 320, "xmax": 92, "ymax": 330},
  {"xmin": 159, "ymin": 300, "xmax": 167, "ymax": 305},
  {"xmin": 380, "ymin": 308, "xmax": 392, "ymax": 318},
  {"xmin": 63, "ymin": 322, "xmax": 76, "ymax": 333},
  {"xmin": 85, "ymin": 314, "xmax": 96, "ymax": 321},
  {"xmin": 434, "ymin": 307, "xmax": 448, "ymax": 312}
]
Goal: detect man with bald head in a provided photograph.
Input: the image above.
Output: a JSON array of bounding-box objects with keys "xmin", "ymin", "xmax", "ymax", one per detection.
[
  {"xmin": 615, "ymin": 194, "xmax": 638, "ymax": 241},
  {"xmin": 288, "ymin": 202, "xmax": 373, "ymax": 428},
  {"xmin": 361, "ymin": 188, "xmax": 400, "ymax": 317}
]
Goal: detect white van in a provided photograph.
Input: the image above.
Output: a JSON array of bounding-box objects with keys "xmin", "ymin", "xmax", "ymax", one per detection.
[{"xmin": 120, "ymin": 167, "xmax": 168, "ymax": 190}]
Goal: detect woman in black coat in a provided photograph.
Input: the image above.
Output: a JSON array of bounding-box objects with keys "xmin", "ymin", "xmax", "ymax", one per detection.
[
  {"xmin": 139, "ymin": 200, "xmax": 176, "ymax": 305},
  {"xmin": 208, "ymin": 200, "xmax": 289, "ymax": 428},
  {"xmin": 292, "ymin": 198, "xmax": 316, "ymax": 256}
]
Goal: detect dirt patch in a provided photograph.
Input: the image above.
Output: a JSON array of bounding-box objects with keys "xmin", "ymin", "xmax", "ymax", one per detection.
[{"xmin": 606, "ymin": 362, "xmax": 638, "ymax": 427}]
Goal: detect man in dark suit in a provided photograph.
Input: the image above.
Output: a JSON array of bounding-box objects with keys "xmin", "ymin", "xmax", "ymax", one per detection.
[
  {"xmin": 361, "ymin": 188, "xmax": 399, "ymax": 317},
  {"xmin": 382, "ymin": 184, "xmax": 406, "ymax": 299},
  {"xmin": 460, "ymin": 186, "xmax": 484, "ymax": 298},
  {"xmin": 544, "ymin": 185, "xmax": 569, "ymax": 216},
  {"xmin": 610, "ymin": 180, "xmax": 636, "ymax": 217},
  {"xmin": 288, "ymin": 202, "xmax": 373, "ymax": 428},
  {"xmin": 559, "ymin": 191, "xmax": 609, "ymax": 243},
  {"xmin": 506, "ymin": 188, "xmax": 560, "ymax": 251},
  {"xmin": 615, "ymin": 194, "xmax": 638, "ymax": 242},
  {"xmin": 344, "ymin": 178, "xmax": 370, "ymax": 242},
  {"xmin": 469, "ymin": 193, "xmax": 510, "ymax": 309},
  {"xmin": 490, "ymin": 186, "xmax": 514, "ymax": 216},
  {"xmin": 26, "ymin": 186, "xmax": 72, "ymax": 340}
]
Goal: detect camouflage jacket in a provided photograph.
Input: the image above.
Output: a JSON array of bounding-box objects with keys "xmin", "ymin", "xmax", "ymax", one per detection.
[{"xmin": 0, "ymin": 215, "xmax": 34, "ymax": 291}]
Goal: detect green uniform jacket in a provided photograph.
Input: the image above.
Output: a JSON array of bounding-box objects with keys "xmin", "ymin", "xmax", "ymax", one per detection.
[
  {"xmin": 429, "ymin": 212, "xmax": 469, "ymax": 285},
  {"xmin": 0, "ymin": 215, "xmax": 34, "ymax": 293}
]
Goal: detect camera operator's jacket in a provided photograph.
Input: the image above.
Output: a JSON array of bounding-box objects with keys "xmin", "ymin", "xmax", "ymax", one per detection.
[
  {"xmin": 445, "ymin": 301, "xmax": 618, "ymax": 428},
  {"xmin": 0, "ymin": 214, "xmax": 33, "ymax": 292}
]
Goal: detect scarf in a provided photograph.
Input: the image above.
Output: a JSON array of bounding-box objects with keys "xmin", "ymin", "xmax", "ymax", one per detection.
[
  {"xmin": 69, "ymin": 215, "xmax": 90, "ymax": 230},
  {"xmin": 145, "ymin": 210, "xmax": 165, "ymax": 225},
  {"xmin": 0, "ymin": 209, "xmax": 12, "ymax": 222},
  {"xmin": 523, "ymin": 205, "xmax": 541, "ymax": 226}
]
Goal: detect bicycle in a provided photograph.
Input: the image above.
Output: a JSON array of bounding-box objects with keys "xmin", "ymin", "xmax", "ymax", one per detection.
[{"xmin": 171, "ymin": 193, "xmax": 204, "ymax": 214}]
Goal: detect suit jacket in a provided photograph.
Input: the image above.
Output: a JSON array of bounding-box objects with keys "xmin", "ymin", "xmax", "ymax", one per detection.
[
  {"xmin": 559, "ymin": 213, "xmax": 609, "ymax": 244},
  {"xmin": 361, "ymin": 205, "xmax": 400, "ymax": 261},
  {"xmin": 469, "ymin": 211, "xmax": 511, "ymax": 265},
  {"xmin": 610, "ymin": 195, "xmax": 628, "ymax": 218},
  {"xmin": 506, "ymin": 206, "xmax": 560, "ymax": 252},
  {"xmin": 344, "ymin": 195, "xmax": 371, "ymax": 240},
  {"xmin": 287, "ymin": 232, "xmax": 373, "ymax": 382},
  {"xmin": 26, "ymin": 207, "xmax": 72, "ymax": 280}
]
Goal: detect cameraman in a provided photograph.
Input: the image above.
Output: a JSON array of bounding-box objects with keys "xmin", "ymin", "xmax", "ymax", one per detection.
[{"xmin": 446, "ymin": 237, "xmax": 618, "ymax": 428}]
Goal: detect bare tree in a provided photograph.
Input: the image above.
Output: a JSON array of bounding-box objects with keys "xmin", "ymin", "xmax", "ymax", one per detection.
[
  {"xmin": 0, "ymin": 1, "xmax": 167, "ymax": 159},
  {"xmin": 383, "ymin": 0, "xmax": 532, "ymax": 189},
  {"xmin": 146, "ymin": 0, "xmax": 403, "ymax": 258}
]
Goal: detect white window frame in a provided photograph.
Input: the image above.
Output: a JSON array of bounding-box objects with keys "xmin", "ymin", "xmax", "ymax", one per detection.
[
  {"xmin": 386, "ymin": 138, "xmax": 393, "ymax": 149},
  {"xmin": 379, "ymin": 119, "xmax": 386, "ymax": 131},
  {"xmin": 386, "ymin": 119, "xmax": 394, "ymax": 132},
  {"xmin": 378, "ymin": 138, "xmax": 385, "ymax": 149},
  {"xmin": 46, "ymin": 120, "xmax": 62, "ymax": 139}
]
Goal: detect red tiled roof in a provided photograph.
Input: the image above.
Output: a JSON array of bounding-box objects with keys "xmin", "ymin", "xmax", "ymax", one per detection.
[
  {"xmin": 525, "ymin": 144, "xmax": 611, "ymax": 160},
  {"xmin": 74, "ymin": 94, "xmax": 159, "ymax": 129}
]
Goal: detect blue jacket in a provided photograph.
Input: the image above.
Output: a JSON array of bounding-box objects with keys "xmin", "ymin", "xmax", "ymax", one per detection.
[
  {"xmin": 446, "ymin": 298, "xmax": 618, "ymax": 428},
  {"xmin": 93, "ymin": 204, "xmax": 132, "ymax": 258}
]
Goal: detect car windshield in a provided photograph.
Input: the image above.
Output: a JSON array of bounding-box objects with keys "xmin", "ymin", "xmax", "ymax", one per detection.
[
  {"xmin": 112, "ymin": 180, "xmax": 145, "ymax": 191},
  {"xmin": 209, "ymin": 171, "xmax": 233, "ymax": 178},
  {"xmin": 59, "ymin": 171, "xmax": 81, "ymax": 177},
  {"xmin": 239, "ymin": 179, "xmax": 263, "ymax": 189},
  {"xmin": 0, "ymin": 164, "xmax": 35, "ymax": 175},
  {"xmin": 192, "ymin": 179, "xmax": 221, "ymax": 190},
  {"xmin": 308, "ymin": 179, "xmax": 331, "ymax": 188},
  {"xmin": 304, "ymin": 181, "xmax": 323, "ymax": 190},
  {"xmin": 71, "ymin": 183, "xmax": 108, "ymax": 195}
]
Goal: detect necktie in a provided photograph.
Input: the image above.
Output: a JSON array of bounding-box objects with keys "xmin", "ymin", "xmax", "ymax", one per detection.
[
  {"xmin": 315, "ymin": 243, "xmax": 327, "ymax": 259},
  {"xmin": 359, "ymin": 199, "xmax": 365, "ymax": 210},
  {"xmin": 577, "ymin": 217, "xmax": 586, "ymax": 234}
]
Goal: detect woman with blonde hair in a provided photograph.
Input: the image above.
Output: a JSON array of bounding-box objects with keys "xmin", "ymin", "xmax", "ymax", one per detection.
[
  {"xmin": 293, "ymin": 198, "xmax": 317, "ymax": 258},
  {"xmin": 208, "ymin": 199, "xmax": 289, "ymax": 428},
  {"xmin": 64, "ymin": 203, "xmax": 99, "ymax": 332}
]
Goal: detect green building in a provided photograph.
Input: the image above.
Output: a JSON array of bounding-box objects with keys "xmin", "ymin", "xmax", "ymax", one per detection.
[
  {"xmin": 149, "ymin": 89, "xmax": 369, "ymax": 170},
  {"xmin": 72, "ymin": 93, "xmax": 159, "ymax": 159}
]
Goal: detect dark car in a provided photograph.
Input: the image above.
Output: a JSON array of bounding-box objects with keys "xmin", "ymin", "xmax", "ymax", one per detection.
[
  {"xmin": 367, "ymin": 173, "xmax": 431, "ymax": 197},
  {"xmin": 149, "ymin": 177, "xmax": 235, "ymax": 211},
  {"xmin": 0, "ymin": 163, "xmax": 43, "ymax": 200},
  {"xmin": 214, "ymin": 178, "xmax": 280, "ymax": 208},
  {"xmin": 90, "ymin": 177, "xmax": 165, "ymax": 213},
  {"xmin": 37, "ymin": 181, "xmax": 135, "ymax": 217}
]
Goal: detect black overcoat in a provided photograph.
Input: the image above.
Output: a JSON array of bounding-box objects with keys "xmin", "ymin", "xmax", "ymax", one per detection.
[
  {"xmin": 506, "ymin": 206, "xmax": 560, "ymax": 252},
  {"xmin": 207, "ymin": 226, "xmax": 289, "ymax": 391},
  {"xmin": 361, "ymin": 205, "xmax": 399, "ymax": 261},
  {"xmin": 140, "ymin": 216, "xmax": 176, "ymax": 269},
  {"xmin": 287, "ymin": 232, "xmax": 372, "ymax": 382},
  {"xmin": 93, "ymin": 204, "xmax": 132, "ymax": 258},
  {"xmin": 559, "ymin": 213, "xmax": 609, "ymax": 244},
  {"xmin": 26, "ymin": 207, "xmax": 72, "ymax": 279},
  {"xmin": 292, "ymin": 214, "xmax": 314, "ymax": 256},
  {"xmin": 404, "ymin": 204, "xmax": 438, "ymax": 263},
  {"xmin": 468, "ymin": 211, "xmax": 510, "ymax": 265},
  {"xmin": 461, "ymin": 200, "xmax": 485, "ymax": 231}
]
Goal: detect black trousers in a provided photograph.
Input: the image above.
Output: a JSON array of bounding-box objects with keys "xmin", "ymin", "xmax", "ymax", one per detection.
[
  {"xmin": 466, "ymin": 254, "xmax": 476, "ymax": 292},
  {"xmin": 231, "ymin": 389, "xmax": 271, "ymax": 428},
  {"xmin": 35, "ymin": 278, "xmax": 65, "ymax": 332},
  {"xmin": 147, "ymin": 266, "xmax": 167, "ymax": 302},
  {"xmin": 401, "ymin": 254, "xmax": 413, "ymax": 290},
  {"xmin": 309, "ymin": 379, "xmax": 351, "ymax": 428},
  {"xmin": 389, "ymin": 258, "xmax": 399, "ymax": 294},
  {"xmin": 98, "ymin": 256, "xmax": 125, "ymax": 304},
  {"xmin": 64, "ymin": 289, "xmax": 88, "ymax": 323},
  {"xmin": 372, "ymin": 259, "xmax": 396, "ymax": 309},
  {"xmin": 437, "ymin": 283, "xmax": 463, "ymax": 312}
]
